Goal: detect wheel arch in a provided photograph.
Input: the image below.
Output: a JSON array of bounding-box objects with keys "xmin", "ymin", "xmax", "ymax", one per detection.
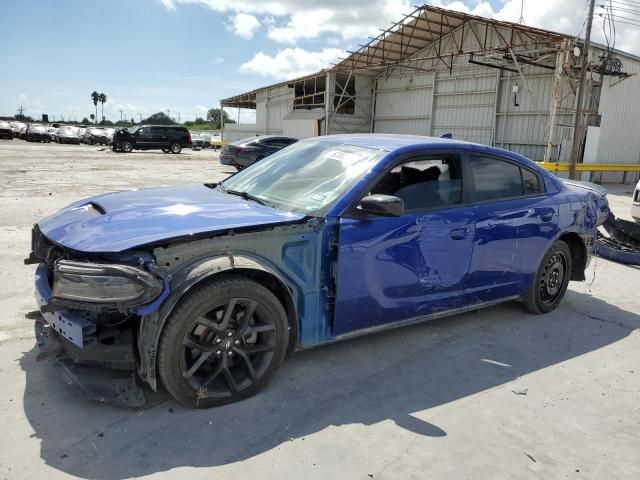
[
  {"xmin": 557, "ymin": 231, "xmax": 587, "ymax": 281},
  {"xmin": 139, "ymin": 254, "xmax": 299, "ymax": 390}
]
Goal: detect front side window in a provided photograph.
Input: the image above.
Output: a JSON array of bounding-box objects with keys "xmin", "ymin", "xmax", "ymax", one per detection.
[
  {"xmin": 222, "ymin": 140, "xmax": 385, "ymax": 216},
  {"xmin": 370, "ymin": 157, "xmax": 462, "ymax": 211}
]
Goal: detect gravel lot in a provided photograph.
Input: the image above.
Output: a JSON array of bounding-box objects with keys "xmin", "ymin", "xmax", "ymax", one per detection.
[{"xmin": 1, "ymin": 140, "xmax": 639, "ymax": 480}]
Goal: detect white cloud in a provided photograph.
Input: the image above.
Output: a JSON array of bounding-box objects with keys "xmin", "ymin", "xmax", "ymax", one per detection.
[
  {"xmin": 434, "ymin": 0, "xmax": 640, "ymax": 55},
  {"xmin": 240, "ymin": 47, "xmax": 345, "ymax": 79},
  {"xmin": 195, "ymin": 104, "xmax": 208, "ymax": 113},
  {"xmin": 161, "ymin": 0, "xmax": 412, "ymax": 43},
  {"xmin": 227, "ymin": 13, "xmax": 261, "ymax": 39},
  {"xmin": 212, "ymin": 56, "xmax": 224, "ymax": 64},
  {"xmin": 161, "ymin": 0, "xmax": 640, "ymax": 55}
]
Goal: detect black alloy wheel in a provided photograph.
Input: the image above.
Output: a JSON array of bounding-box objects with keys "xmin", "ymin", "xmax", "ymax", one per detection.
[{"xmin": 158, "ymin": 276, "xmax": 288, "ymax": 408}]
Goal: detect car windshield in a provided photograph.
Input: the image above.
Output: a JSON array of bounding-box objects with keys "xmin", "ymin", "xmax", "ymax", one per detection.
[
  {"xmin": 31, "ymin": 125, "xmax": 46, "ymax": 132},
  {"xmin": 221, "ymin": 140, "xmax": 386, "ymax": 216}
]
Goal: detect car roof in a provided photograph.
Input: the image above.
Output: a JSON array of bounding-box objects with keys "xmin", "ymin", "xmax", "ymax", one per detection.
[
  {"xmin": 314, "ymin": 134, "xmax": 475, "ymax": 151},
  {"xmin": 314, "ymin": 133, "xmax": 535, "ymax": 162}
]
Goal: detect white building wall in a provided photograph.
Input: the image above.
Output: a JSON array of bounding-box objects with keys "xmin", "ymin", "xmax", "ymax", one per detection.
[
  {"xmin": 596, "ymin": 56, "xmax": 640, "ymax": 182},
  {"xmin": 370, "ymin": 20, "xmax": 586, "ymax": 161},
  {"xmin": 222, "ymin": 123, "xmax": 257, "ymax": 142},
  {"xmin": 283, "ymin": 119, "xmax": 320, "ymax": 138},
  {"xmin": 256, "ymin": 85, "xmax": 293, "ymax": 135},
  {"xmin": 373, "ymin": 73, "xmax": 434, "ymax": 135}
]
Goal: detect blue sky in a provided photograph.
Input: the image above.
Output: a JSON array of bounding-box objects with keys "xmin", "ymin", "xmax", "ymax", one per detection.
[{"xmin": 1, "ymin": 0, "xmax": 636, "ymax": 123}]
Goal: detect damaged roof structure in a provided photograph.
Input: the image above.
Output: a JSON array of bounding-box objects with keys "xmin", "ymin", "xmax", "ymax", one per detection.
[{"xmin": 222, "ymin": 5, "xmax": 640, "ymax": 179}]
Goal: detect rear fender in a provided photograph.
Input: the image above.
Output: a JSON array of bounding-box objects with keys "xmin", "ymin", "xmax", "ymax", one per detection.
[{"xmin": 138, "ymin": 254, "xmax": 298, "ymax": 390}]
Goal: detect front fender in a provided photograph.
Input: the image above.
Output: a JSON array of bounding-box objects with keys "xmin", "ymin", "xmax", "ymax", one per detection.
[{"xmin": 137, "ymin": 253, "xmax": 298, "ymax": 390}]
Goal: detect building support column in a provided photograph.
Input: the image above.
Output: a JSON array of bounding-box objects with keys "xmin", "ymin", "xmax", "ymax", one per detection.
[{"xmin": 544, "ymin": 40, "xmax": 568, "ymax": 162}]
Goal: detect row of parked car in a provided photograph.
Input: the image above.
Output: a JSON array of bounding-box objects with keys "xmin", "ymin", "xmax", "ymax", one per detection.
[
  {"xmin": 0, "ymin": 121, "xmax": 224, "ymax": 152},
  {"xmin": 0, "ymin": 121, "xmax": 116, "ymax": 145}
]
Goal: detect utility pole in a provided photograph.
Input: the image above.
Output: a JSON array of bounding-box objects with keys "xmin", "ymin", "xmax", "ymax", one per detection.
[
  {"xmin": 16, "ymin": 105, "xmax": 24, "ymax": 118},
  {"xmin": 569, "ymin": 0, "xmax": 595, "ymax": 180},
  {"xmin": 119, "ymin": 109, "xmax": 124, "ymax": 122}
]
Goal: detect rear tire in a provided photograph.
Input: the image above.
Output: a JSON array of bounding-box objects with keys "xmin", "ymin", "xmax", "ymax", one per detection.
[
  {"xmin": 170, "ymin": 142, "xmax": 182, "ymax": 154},
  {"xmin": 162, "ymin": 147, "xmax": 171, "ymax": 153},
  {"xmin": 522, "ymin": 240, "xmax": 572, "ymax": 314},
  {"xmin": 158, "ymin": 276, "xmax": 289, "ymax": 408}
]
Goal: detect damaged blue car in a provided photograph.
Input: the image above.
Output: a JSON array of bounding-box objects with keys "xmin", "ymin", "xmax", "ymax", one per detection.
[{"xmin": 27, "ymin": 134, "xmax": 610, "ymax": 408}]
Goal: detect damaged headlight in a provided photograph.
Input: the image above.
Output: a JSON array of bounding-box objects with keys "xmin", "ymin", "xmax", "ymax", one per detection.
[{"xmin": 52, "ymin": 260, "xmax": 163, "ymax": 306}]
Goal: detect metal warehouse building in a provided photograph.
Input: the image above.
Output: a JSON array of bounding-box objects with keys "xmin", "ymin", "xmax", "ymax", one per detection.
[{"xmin": 221, "ymin": 5, "xmax": 640, "ymax": 180}]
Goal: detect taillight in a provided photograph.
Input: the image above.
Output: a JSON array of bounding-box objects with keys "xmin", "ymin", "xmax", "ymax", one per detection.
[{"xmin": 188, "ymin": 132, "xmax": 192, "ymax": 143}]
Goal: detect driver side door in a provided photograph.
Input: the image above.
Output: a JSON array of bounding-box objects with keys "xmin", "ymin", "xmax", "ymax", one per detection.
[{"xmin": 333, "ymin": 153, "xmax": 475, "ymax": 335}]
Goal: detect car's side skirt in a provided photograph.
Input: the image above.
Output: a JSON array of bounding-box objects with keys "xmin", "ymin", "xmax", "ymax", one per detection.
[{"xmin": 325, "ymin": 295, "xmax": 521, "ymax": 347}]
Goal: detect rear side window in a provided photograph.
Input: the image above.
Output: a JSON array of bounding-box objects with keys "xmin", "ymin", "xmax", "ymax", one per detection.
[
  {"xmin": 522, "ymin": 168, "xmax": 542, "ymax": 195},
  {"xmin": 470, "ymin": 156, "xmax": 543, "ymax": 202}
]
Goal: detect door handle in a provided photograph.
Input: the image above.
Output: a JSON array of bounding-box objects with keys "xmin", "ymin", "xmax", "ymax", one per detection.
[
  {"xmin": 537, "ymin": 210, "xmax": 554, "ymax": 222},
  {"xmin": 449, "ymin": 228, "xmax": 469, "ymax": 240}
]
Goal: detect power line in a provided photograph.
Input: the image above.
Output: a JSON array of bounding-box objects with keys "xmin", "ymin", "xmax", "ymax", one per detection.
[
  {"xmin": 599, "ymin": 13, "xmax": 640, "ymax": 26},
  {"xmin": 604, "ymin": 4, "xmax": 640, "ymax": 15}
]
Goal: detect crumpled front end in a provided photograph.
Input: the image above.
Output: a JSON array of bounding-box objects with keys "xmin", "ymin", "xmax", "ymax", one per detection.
[{"xmin": 26, "ymin": 226, "xmax": 170, "ymax": 407}]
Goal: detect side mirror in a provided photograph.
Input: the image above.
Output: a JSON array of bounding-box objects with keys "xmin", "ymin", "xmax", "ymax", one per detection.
[{"xmin": 358, "ymin": 194, "xmax": 404, "ymax": 217}]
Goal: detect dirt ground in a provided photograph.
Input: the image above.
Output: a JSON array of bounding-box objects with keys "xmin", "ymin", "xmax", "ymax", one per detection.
[{"xmin": 0, "ymin": 140, "xmax": 639, "ymax": 480}]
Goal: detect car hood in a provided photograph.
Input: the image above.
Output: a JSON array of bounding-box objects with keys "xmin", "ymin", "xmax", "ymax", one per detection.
[{"xmin": 38, "ymin": 185, "xmax": 305, "ymax": 253}]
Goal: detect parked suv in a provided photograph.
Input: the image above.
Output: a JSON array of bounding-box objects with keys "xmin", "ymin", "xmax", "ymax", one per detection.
[{"xmin": 112, "ymin": 125, "xmax": 192, "ymax": 154}]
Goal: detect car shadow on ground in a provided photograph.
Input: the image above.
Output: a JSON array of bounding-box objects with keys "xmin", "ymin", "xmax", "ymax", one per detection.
[{"xmin": 19, "ymin": 291, "xmax": 639, "ymax": 479}]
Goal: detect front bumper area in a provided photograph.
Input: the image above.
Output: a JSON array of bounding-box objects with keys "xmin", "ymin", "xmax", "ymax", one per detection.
[
  {"xmin": 32, "ymin": 263, "xmax": 146, "ymax": 406},
  {"xmin": 34, "ymin": 317, "xmax": 146, "ymax": 406}
]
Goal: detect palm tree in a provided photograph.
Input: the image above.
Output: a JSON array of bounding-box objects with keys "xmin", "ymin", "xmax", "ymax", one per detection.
[
  {"xmin": 98, "ymin": 93, "xmax": 107, "ymax": 123},
  {"xmin": 91, "ymin": 91, "xmax": 99, "ymax": 124}
]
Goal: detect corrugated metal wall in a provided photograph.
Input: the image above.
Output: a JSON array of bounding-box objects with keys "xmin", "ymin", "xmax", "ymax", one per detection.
[
  {"xmin": 256, "ymin": 85, "xmax": 293, "ymax": 135},
  {"xmin": 373, "ymin": 73, "xmax": 433, "ymax": 135},
  {"xmin": 596, "ymin": 56, "xmax": 640, "ymax": 182},
  {"xmin": 431, "ymin": 70, "xmax": 497, "ymax": 144},
  {"xmin": 370, "ymin": 20, "xmax": 583, "ymax": 160}
]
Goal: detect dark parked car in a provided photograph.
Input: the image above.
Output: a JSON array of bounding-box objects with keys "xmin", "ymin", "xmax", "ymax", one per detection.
[
  {"xmin": 27, "ymin": 134, "xmax": 609, "ymax": 408},
  {"xmin": 25, "ymin": 124, "xmax": 50, "ymax": 142},
  {"xmin": 84, "ymin": 127, "xmax": 109, "ymax": 145},
  {"xmin": 112, "ymin": 125, "xmax": 192, "ymax": 154},
  {"xmin": 220, "ymin": 135, "xmax": 298, "ymax": 169},
  {"xmin": 56, "ymin": 127, "xmax": 81, "ymax": 144},
  {"xmin": 0, "ymin": 121, "xmax": 13, "ymax": 139}
]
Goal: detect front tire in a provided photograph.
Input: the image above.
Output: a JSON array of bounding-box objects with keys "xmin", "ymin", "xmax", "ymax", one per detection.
[
  {"xmin": 121, "ymin": 140, "xmax": 133, "ymax": 153},
  {"xmin": 157, "ymin": 276, "xmax": 289, "ymax": 408},
  {"xmin": 523, "ymin": 240, "xmax": 572, "ymax": 314}
]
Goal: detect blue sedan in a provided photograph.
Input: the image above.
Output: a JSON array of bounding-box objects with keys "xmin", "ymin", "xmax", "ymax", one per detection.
[{"xmin": 27, "ymin": 134, "xmax": 610, "ymax": 408}]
